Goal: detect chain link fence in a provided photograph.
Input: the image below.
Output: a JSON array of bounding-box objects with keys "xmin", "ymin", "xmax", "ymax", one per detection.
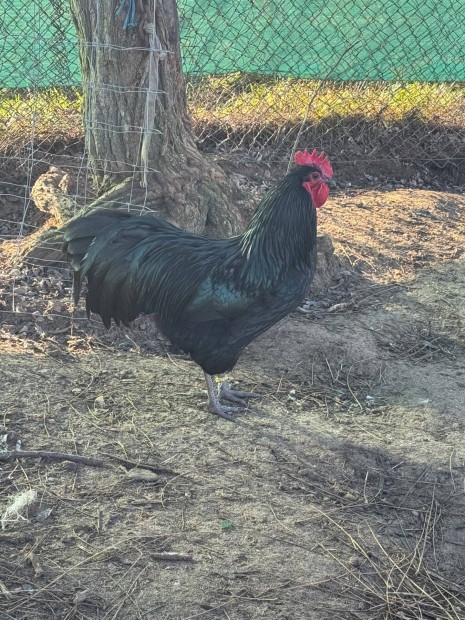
[
  {"xmin": 1, "ymin": 0, "xmax": 464, "ymax": 234},
  {"xmin": 3, "ymin": 0, "xmax": 464, "ymax": 84},
  {"xmin": 180, "ymin": 0, "xmax": 465, "ymax": 171}
]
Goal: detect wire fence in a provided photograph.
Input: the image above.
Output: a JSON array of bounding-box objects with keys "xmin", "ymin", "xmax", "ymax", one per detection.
[
  {"xmin": 1, "ymin": 0, "xmax": 465, "ymax": 249},
  {"xmin": 2, "ymin": 1, "xmax": 465, "ymax": 161},
  {"xmin": 3, "ymin": 0, "xmax": 465, "ymax": 86}
]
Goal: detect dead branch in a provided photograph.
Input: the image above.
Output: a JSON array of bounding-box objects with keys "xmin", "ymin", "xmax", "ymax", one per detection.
[
  {"xmin": 0, "ymin": 450, "xmax": 177, "ymax": 475},
  {"xmin": 101, "ymin": 453, "xmax": 178, "ymax": 476},
  {"xmin": 151, "ymin": 552, "xmax": 194, "ymax": 562},
  {"xmin": 0, "ymin": 450, "xmax": 106, "ymax": 467}
]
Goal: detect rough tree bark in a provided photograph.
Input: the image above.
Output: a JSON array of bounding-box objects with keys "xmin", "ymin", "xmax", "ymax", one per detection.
[{"xmin": 68, "ymin": 0, "xmax": 243, "ymax": 235}]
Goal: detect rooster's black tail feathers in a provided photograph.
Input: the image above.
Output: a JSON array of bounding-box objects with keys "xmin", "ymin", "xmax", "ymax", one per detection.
[{"xmin": 62, "ymin": 208, "xmax": 223, "ymax": 328}]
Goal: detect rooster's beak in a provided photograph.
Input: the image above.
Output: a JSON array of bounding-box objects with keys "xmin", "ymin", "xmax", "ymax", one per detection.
[{"xmin": 325, "ymin": 177, "xmax": 337, "ymax": 189}]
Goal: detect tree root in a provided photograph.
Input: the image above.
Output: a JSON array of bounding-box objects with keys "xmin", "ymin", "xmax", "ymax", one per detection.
[{"xmin": 2, "ymin": 160, "xmax": 247, "ymax": 267}]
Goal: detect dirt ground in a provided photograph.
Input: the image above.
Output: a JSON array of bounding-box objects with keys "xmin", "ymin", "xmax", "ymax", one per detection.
[{"xmin": 1, "ymin": 172, "xmax": 465, "ymax": 619}]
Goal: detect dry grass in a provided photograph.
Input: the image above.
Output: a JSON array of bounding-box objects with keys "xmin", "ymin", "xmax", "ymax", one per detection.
[
  {"xmin": 190, "ymin": 75, "xmax": 465, "ymax": 126},
  {"xmin": 0, "ymin": 88, "xmax": 82, "ymax": 151},
  {"xmin": 1, "ymin": 343, "xmax": 464, "ymax": 619},
  {"xmin": 316, "ymin": 499, "xmax": 464, "ymax": 620},
  {"xmin": 1, "ymin": 79, "xmax": 465, "ymax": 171}
]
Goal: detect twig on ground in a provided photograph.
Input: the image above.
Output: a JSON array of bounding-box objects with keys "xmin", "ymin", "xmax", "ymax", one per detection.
[
  {"xmin": 100, "ymin": 452, "xmax": 178, "ymax": 476},
  {"xmin": 0, "ymin": 450, "xmax": 106, "ymax": 467},
  {"xmin": 151, "ymin": 552, "xmax": 194, "ymax": 562},
  {"xmin": 0, "ymin": 450, "xmax": 177, "ymax": 475}
]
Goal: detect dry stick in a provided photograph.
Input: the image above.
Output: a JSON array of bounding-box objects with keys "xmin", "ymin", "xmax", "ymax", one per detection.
[
  {"xmin": 287, "ymin": 40, "xmax": 361, "ymax": 173},
  {"xmin": 151, "ymin": 552, "xmax": 194, "ymax": 562},
  {"xmin": 100, "ymin": 452, "xmax": 177, "ymax": 475},
  {"xmin": 0, "ymin": 450, "xmax": 105, "ymax": 467},
  {"xmin": 0, "ymin": 450, "xmax": 177, "ymax": 475}
]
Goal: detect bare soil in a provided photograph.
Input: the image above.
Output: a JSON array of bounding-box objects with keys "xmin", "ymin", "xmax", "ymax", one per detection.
[{"xmin": 1, "ymin": 173, "xmax": 465, "ymax": 619}]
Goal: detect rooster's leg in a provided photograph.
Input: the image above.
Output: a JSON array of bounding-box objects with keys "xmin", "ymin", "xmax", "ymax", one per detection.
[
  {"xmin": 204, "ymin": 372, "xmax": 243, "ymax": 421},
  {"xmin": 219, "ymin": 381, "xmax": 260, "ymax": 404}
]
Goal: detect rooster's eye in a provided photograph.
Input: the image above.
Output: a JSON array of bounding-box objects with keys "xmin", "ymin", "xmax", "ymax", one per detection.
[{"xmin": 310, "ymin": 172, "xmax": 320, "ymax": 180}]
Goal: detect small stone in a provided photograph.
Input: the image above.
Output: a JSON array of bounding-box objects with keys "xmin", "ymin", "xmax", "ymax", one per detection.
[
  {"xmin": 344, "ymin": 492, "xmax": 358, "ymax": 501},
  {"xmin": 126, "ymin": 469, "xmax": 159, "ymax": 483}
]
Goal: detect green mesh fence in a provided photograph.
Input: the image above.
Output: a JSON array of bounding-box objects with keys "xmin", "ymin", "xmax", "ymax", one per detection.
[
  {"xmin": 1, "ymin": 0, "xmax": 465, "ymax": 175},
  {"xmin": 1, "ymin": 0, "xmax": 78, "ymax": 88},
  {"xmin": 2, "ymin": 0, "xmax": 465, "ymax": 88},
  {"xmin": 181, "ymin": 0, "xmax": 465, "ymax": 81}
]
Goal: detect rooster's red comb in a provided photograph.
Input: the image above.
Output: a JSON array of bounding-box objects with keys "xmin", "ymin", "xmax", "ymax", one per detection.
[{"xmin": 294, "ymin": 149, "xmax": 333, "ymax": 178}]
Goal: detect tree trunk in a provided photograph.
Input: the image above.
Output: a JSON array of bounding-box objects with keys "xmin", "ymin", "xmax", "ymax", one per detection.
[{"xmin": 68, "ymin": 0, "xmax": 243, "ymax": 235}]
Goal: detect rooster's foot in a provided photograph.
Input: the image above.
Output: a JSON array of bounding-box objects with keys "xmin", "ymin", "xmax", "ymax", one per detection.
[
  {"xmin": 204, "ymin": 372, "xmax": 257, "ymax": 422},
  {"xmin": 208, "ymin": 400, "xmax": 244, "ymax": 422},
  {"xmin": 218, "ymin": 382, "xmax": 260, "ymax": 404}
]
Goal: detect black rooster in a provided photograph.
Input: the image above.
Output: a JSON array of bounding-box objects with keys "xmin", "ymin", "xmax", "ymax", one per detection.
[{"xmin": 62, "ymin": 150, "xmax": 334, "ymax": 420}]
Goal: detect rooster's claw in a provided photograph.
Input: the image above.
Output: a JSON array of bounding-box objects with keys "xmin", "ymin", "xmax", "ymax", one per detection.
[
  {"xmin": 204, "ymin": 372, "xmax": 259, "ymax": 421},
  {"xmin": 219, "ymin": 382, "xmax": 260, "ymax": 404}
]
